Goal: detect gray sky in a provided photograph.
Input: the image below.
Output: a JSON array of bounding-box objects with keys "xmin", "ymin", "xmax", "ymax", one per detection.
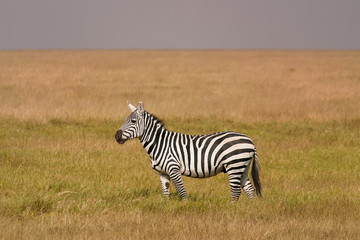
[{"xmin": 1, "ymin": 0, "xmax": 360, "ymax": 50}]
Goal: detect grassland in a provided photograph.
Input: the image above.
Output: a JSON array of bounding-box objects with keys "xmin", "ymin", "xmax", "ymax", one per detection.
[{"xmin": 1, "ymin": 50, "xmax": 360, "ymax": 239}]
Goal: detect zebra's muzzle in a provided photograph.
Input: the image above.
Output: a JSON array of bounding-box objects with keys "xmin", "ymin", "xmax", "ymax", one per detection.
[{"xmin": 115, "ymin": 130, "xmax": 126, "ymax": 144}]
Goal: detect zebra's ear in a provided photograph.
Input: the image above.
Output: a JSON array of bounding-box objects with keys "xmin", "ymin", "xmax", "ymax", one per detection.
[
  {"xmin": 127, "ymin": 100, "xmax": 137, "ymax": 113},
  {"xmin": 138, "ymin": 102, "xmax": 144, "ymax": 115}
]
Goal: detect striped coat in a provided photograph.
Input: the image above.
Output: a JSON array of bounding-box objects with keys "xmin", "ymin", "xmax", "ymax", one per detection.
[{"xmin": 115, "ymin": 101, "xmax": 261, "ymax": 201}]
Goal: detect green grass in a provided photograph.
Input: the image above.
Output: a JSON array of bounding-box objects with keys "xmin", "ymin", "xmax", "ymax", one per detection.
[{"xmin": 1, "ymin": 117, "xmax": 359, "ymax": 239}]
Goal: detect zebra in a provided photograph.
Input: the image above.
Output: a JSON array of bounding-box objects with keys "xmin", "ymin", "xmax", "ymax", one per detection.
[{"xmin": 115, "ymin": 101, "xmax": 261, "ymax": 201}]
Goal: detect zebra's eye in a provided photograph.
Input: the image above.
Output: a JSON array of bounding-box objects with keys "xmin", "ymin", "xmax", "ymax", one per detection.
[{"xmin": 131, "ymin": 119, "xmax": 137, "ymax": 123}]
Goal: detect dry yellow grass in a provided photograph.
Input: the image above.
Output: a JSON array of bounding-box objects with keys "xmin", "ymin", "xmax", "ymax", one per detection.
[
  {"xmin": 1, "ymin": 50, "xmax": 360, "ymax": 239},
  {"xmin": 1, "ymin": 117, "xmax": 359, "ymax": 239},
  {"xmin": 1, "ymin": 50, "xmax": 360, "ymax": 121}
]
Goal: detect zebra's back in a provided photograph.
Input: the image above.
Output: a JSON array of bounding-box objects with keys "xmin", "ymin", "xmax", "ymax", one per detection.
[{"xmin": 172, "ymin": 131, "xmax": 256, "ymax": 178}]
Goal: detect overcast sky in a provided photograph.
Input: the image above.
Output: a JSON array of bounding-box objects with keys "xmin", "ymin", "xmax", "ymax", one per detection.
[{"xmin": 1, "ymin": 0, "xmax": 360, "ymax": 50}]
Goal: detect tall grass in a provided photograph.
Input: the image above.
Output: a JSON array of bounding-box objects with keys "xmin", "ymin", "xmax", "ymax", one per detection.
[
  {"xmin": 1, "ymin": 50, "xmax": 359, "ymax": 239},
  {"xmin": 1, "ymin": 118, "xmax": 359, "ymax": 239}
]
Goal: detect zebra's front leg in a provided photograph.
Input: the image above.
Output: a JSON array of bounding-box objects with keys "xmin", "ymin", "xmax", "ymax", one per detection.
[
  {"xmin": 169, "ymin": 170, "xmax": 187, "ymax": 200},
  {"xmin": 159, "ymin": 172, "xmax": 170, "ymax": 199}
]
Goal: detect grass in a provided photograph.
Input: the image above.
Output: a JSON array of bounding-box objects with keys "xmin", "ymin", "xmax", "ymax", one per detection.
[
  {"xmin": 1, "ymin": 117, "xmax": 359, "ymax": 239},
  {"xmin": 1, "ymin": 50, "xmax": 360, "ymax": 121},
  {"xmin": 1, "ymin": 50, "xmax": 360, "ymax": 239}
]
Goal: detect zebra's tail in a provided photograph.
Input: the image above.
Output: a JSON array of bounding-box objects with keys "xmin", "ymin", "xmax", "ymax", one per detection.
[{"xmin": 252, "ymin": 150, "xmax": 262, "ymax": 197}]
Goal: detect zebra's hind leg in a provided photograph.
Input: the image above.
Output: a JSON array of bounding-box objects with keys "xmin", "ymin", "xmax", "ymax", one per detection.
[
  {"xmin": 241, "ymin": 179, "xmax": 256, "ymax": 199},
  {"xmin": 159, "ymin": 172, "xmax": 170, "ymax": 199},
  {"xmin": 228, "ymin": 173, "xmax": 242, "ymax": 201},
  {"xmin": 240, "ymin": 161, "xmax": 256, "ymax": 199},
  {"xmin": 226, "ymin": 158, "xmax": 253, "ymax": 201}
]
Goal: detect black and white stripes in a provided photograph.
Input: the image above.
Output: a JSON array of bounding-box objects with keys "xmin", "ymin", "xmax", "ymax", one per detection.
[{"xmin": 115, "ymin": 101, "xmax": 261, "ymax": 201}]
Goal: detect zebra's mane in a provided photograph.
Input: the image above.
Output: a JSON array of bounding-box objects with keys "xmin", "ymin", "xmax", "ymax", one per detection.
[{"xmin": 147, "ymin": 111, "xmax": 165, "ymax": 127}]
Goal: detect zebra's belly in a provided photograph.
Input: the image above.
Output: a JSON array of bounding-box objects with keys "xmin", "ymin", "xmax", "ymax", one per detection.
[{"xmin": 181, "ymin": 164, "xmax": 225, "ymax": 178}]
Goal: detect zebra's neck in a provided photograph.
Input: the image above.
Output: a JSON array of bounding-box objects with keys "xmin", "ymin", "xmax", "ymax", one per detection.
[{"xmin": 139, "ymin": 111, "xmax": 168, "ymax": 154}]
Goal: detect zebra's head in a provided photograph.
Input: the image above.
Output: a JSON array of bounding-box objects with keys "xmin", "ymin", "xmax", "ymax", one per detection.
[{"xmin": 115, "ymin": 101, "xmax": 145, "ymax": 144}]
